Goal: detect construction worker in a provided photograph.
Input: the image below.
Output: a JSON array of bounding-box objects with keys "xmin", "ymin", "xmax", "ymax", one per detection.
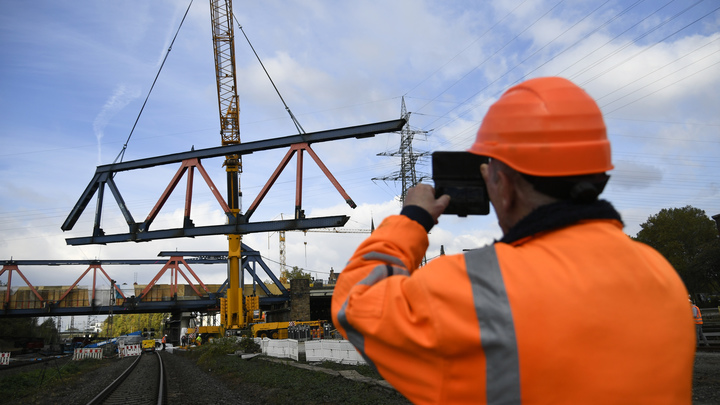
[
  {"xmin": 331, "ymin": 77, "xmax": 695, "ymax": 404},
  {"xmin": 161, "ymin": 335, "xmax": 166, "ymax": 351},
  {"xmin": 691, "ymin": 299, "xmax": 709, "ymax": 346}
]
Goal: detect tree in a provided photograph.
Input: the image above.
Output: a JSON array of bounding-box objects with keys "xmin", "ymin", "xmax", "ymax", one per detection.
[
  {"xmin": 279, "ymin": 266, "xmax": 311, "ymax": 284},
  {"xmin": 102, "ymin": 313, "xmax": 167, "ymax": 336},
  {"xmin": 38, "ymin": 318, "xmax": 59, "ymax": 345},
  {"xmin": 0, "ymin": 317, "xmax": 58, "ymax": 350},
  {"xmin": 634, "ymin": 206, "xmax": 720, "ymax": 301},
  {"xmin": 0, "ymin": 318, "xmax": 34, "ymax": 339}
]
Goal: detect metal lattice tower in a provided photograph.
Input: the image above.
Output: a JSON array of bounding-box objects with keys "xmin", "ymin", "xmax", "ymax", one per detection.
[
  {"xmin": 373, "ymin": 97, "xmax": 429, "ymax": 202},
  {"xmin": 107, "ymin": 279, "xmax": 116, "ymax": 338},
  {"xmin": 279, "ymin": 230, "xmax": 286, "ymax": 273}
]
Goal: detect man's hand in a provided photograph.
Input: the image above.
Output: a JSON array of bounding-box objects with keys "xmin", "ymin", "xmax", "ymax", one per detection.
[{"xmin": 404, "ymin": 184, "xmax": 451, "ymax": 223}]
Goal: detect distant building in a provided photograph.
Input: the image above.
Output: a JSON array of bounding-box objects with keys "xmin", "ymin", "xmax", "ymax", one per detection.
[{"xmin": 87, "ymin": 321, "xmax": 104, "ymax": 333}]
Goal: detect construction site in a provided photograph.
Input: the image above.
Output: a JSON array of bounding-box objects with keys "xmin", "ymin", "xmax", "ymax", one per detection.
[{"xmin": 1, "ymin": 1, "xmax": 719, "ymax": 403}]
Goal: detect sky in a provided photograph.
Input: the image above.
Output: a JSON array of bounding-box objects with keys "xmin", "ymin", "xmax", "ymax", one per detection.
[{"xmin": 1, "ymin": 0, "xmax": 719, "ymax": 299}]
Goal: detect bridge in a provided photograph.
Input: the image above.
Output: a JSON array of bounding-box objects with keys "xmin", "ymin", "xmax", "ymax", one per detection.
[{"xmin": 0, "ymin": 245, "xmax": 290, "ymax": 318}]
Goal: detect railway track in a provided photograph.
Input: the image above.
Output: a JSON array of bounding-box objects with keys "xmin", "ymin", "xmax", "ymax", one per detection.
[{"xmin": 87, "ymin": 352, "xmax": 165, "ymax": 405}]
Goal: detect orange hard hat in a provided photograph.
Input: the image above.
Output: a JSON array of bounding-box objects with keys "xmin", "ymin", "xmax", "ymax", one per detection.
[{"xmin": 468, "ymin": 77, "xmax": 612, "ymax": 176}]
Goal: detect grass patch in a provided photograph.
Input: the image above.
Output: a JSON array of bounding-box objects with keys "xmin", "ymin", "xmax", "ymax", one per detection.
[
  {"xmin": 189, "ymin": 341, "xmax": 410, "ymax": 404},
  {"xmin": 196, "ymin": 336, "xmax": 261, "ymax": 368},
  {"xmin": 0, "ymin": 359, "xmax": 105, "ymax": 404},
  {"xmin": 311, "ymin": 360, "xmax": 385, "ymax": 380}
]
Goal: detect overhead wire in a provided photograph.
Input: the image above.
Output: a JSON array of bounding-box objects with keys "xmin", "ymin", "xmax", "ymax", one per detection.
[
  {"xmin": 407, "ymin": 0, "xmax": 530, "ymax": 110},
  {"xmin": 405, "ymin": 0, "xmax": 717, "ymax": 151},
  {"xmin": 596, "ymin": 36, "xmax": 720, "ymax": 102},
  {"xmin": 416, "ymin": 0, "xmax": 567, "ymax": 132},
  {"xmin": 410, "ymin": 0, "xmax": 624, "ymax": 135},
  {"xmin": 589, "ymin": 9, "xmax": 720, "ymax": 113},
  {"xmin": 558, "ymin": 0, "xmax": 679, "ymax": 79},
  {"xmin": 604, "ymin": 59, "xmax": 720, "ymax": 114},
  {"xmin": 504, "ymin": 0, "xmax": 614, "ymax": 84},
  {"xmin": 421, "ymin": 0, "xmax": 613, "ymax": 134},
  {"xmin": 423, "ymin": 0, "xmax": 679, "ymax": 139},
  {"xmin": 516, "ymin": 0, "xmax": 647, "ymax": 83},
  {"xmin": 578, "ymin": 2, "xmax": 719, "ymax": 86},
  {"xmin": 112, "ymin": 0, "xmax": 195, "ymax": 164},
  {"xmin": 232, "ymin": 14, "xmax": 306, "ymax": 135},
  {"xmin": 388, "ymin": 2, "xmax": 718, "ymax": 231}
]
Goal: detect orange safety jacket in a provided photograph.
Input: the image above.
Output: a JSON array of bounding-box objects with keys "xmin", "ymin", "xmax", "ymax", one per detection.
[
  {"xmin": 332, "ymin": 210, "xmax": 695, "ymax": 404},
  {"xmin": 692, "ymin": 305, "xmax": 703, "ymax": 324}
]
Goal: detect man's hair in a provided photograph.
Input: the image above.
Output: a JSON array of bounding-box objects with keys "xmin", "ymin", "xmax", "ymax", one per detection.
[{"xmin": 490, "ymin": 159, "xmax": 609, "ymax": 203}]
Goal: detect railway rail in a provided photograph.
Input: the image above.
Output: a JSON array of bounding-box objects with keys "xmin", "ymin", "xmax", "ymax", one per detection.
[{"xmin": 86, "ymin": 352, "xmax": 165, "ymax": 405}]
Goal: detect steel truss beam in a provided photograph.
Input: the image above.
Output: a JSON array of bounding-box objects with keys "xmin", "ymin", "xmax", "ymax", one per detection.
[
  {"xmin": 61, "ymin": 119, "xmax": 405, "ymax": 246},
  {"xmin": 1, "ymin": 248, "xmax": 290, "ymax": 317},
  {"xmin": 0, "ymin": 264, "xmax": 44, "ymax": 307}
]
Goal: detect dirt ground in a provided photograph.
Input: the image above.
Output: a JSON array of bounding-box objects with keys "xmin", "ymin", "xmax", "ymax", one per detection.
[{"xmin": 693, "ymin": 351, "xmax": 720, "ymax": 405}]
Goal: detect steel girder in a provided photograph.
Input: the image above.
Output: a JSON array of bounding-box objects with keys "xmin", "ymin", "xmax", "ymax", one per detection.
[{"xmin": 61, "ymin": 119, "xmax": 405, "ymax": 246}]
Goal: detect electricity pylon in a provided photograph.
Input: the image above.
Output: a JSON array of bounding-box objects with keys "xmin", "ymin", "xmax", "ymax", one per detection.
[{"xmin": 373, "ymin": 97, "xmax": 429, "ymax": 202}]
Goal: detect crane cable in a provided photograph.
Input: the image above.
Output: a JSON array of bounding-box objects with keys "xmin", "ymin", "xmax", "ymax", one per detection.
[
  {"xmin": 113, "ymin": 0, "xmax": 195, "ymax": 164},
  {"xmin": 232, "ymin": 14, "xmax": 306, "ymax": 135}
]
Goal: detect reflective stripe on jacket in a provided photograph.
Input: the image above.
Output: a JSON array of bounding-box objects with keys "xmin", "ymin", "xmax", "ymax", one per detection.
[
  {"xmin": 693, "ymin": 305, "xmax": 703, "ymax": 324},
  {"xmin": 331, "ymin": 214, "xmax": 695, "ymax": 405}
]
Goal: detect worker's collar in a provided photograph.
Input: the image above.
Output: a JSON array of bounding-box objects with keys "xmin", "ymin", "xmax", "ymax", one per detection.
[{"xmin": 499, "ymin": 199, "xmax": 622, "ymax": 245}]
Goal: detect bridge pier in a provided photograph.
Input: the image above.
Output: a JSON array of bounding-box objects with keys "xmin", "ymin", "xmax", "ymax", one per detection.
[{"xmin": 165, "ymin": 311, "xmax": 195, "ymax": 346}]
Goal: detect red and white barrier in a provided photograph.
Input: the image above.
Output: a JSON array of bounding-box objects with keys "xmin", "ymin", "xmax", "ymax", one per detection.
[
  {"xmin": 119, "ymin": 344, "xmax": 141, "ymax": 358},
  {"xmin": 72, "ymin": 348, "xmax": 102, "ymax": 360},
  {"xmin": 0, "ymin": 352, "xmax": 9, "ymax": 365}
]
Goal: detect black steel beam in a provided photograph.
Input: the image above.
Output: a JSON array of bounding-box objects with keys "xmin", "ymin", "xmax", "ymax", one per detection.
[
  {"xmin": 61, "ymin": 119, "xmax": 404, "ymax": 233},
  {"xmin": 65, "ymin": 215, "xmax": 349, "ymax": 245},
  {"xmin": 157, "ymin": 245, "xmax": 256, "ymax": 258},
  {"xmin": 95, "ymin": 119, "xmax": 405, "ymax": 173},
  {"xmin": 2, "ymin": 259, "xmax": 225, "ymax": 266},
  {"xmin": 158, "ymin": 251, "xmax": 228, "ymax": 257},
  {"xmin": 0, "ymin": 295, "xmax": 290, "ymax": 318}
]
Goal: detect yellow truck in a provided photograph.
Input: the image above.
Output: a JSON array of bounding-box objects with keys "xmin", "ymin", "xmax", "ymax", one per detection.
[
  {"xmin": 141, "ymin": 328, "xmax": 158, "ymax": 352},
  {"xmin": 194, "ymin": 296, "xmax": 326, "ymax": 341},
  {"xmin": 252, "ymin": 320, "xmax": 325, "ymax": 339},
  {"xmin": 192, "ymin": 320, "xmax": 326, "ymax": 341}
]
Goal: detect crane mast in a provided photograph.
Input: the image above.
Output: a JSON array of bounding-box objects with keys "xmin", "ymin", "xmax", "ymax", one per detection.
[{"xmin": 209, "ymin": 0, "xmax": 243, "ymax": 330}]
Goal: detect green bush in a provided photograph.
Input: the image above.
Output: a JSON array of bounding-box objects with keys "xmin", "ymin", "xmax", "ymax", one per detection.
[
  {"xmin": 238, "ymin": 336, "xmax": 261, "ymax": 354},
  {"xmin": 196, "ymin": 337, "xmax": 243, "ymax": 366}
]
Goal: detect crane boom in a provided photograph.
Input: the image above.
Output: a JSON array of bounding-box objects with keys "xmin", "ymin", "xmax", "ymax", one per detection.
[
  {"xmin": 210, "ymin": 0, "xmax": 244, "ymax": 331},
  {"xmin": 209, "ymin": 0, "xmax": 240, "ymax": 146}
]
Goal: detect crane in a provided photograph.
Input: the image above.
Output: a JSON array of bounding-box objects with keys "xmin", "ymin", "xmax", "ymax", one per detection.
[
  {"xmin": 209, "ymin": 0, "xmax": 248, "ymax": 332},
  {"xmin": 57, "ymin": 0, "xmax": 407, "ymax": 340},
  {"xmin": 206, "ymin": 1, "xmax": 375, "ymax": 339},
  {"xmin": 279, "ymin": 227, "xmax": 373, "ymax": 275},
  {"xmin": 272, "ymin": 226, "xmax": 372, "ymax": 278}
]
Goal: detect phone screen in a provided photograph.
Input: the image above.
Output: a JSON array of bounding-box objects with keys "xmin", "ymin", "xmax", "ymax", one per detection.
[{"xmin": 432, "ymin": 151, "xmax": 490, "ymax": 216}]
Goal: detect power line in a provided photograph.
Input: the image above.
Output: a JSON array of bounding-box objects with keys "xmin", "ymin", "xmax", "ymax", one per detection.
[
  {"xmin": 604, "ymin": 59, "xmax": 720, "ymax": 114},
  {"xmin": 113, "ymin": 0, "xmax": 195, "ymax": 164},
  {"xmin": 578, "ymin": 2, "xmax": 720, "ymax": 86},
  {"xmin": 596, "ymin": 37, "xmax": 720, "ymax": 103},
  {"xmin": 407, "ymin": 0, "xmax": 530, "ymax": 107}
]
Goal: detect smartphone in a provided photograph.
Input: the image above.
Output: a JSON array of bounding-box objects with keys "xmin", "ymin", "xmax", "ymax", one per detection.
[{"xmin": 432, "ymin": 151, "xmax": 490, "ymax": 216}]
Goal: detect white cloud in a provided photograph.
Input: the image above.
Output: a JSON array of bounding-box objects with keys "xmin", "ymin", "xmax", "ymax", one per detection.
[{"xmin": 93, "ymin": 84, "xmax": 141, "ymax": 163}]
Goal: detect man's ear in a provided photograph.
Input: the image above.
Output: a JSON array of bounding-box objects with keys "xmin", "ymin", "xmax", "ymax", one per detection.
[{"xmin": 496, "ymin": 168, "xmax": 517, "ymax": 213}]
